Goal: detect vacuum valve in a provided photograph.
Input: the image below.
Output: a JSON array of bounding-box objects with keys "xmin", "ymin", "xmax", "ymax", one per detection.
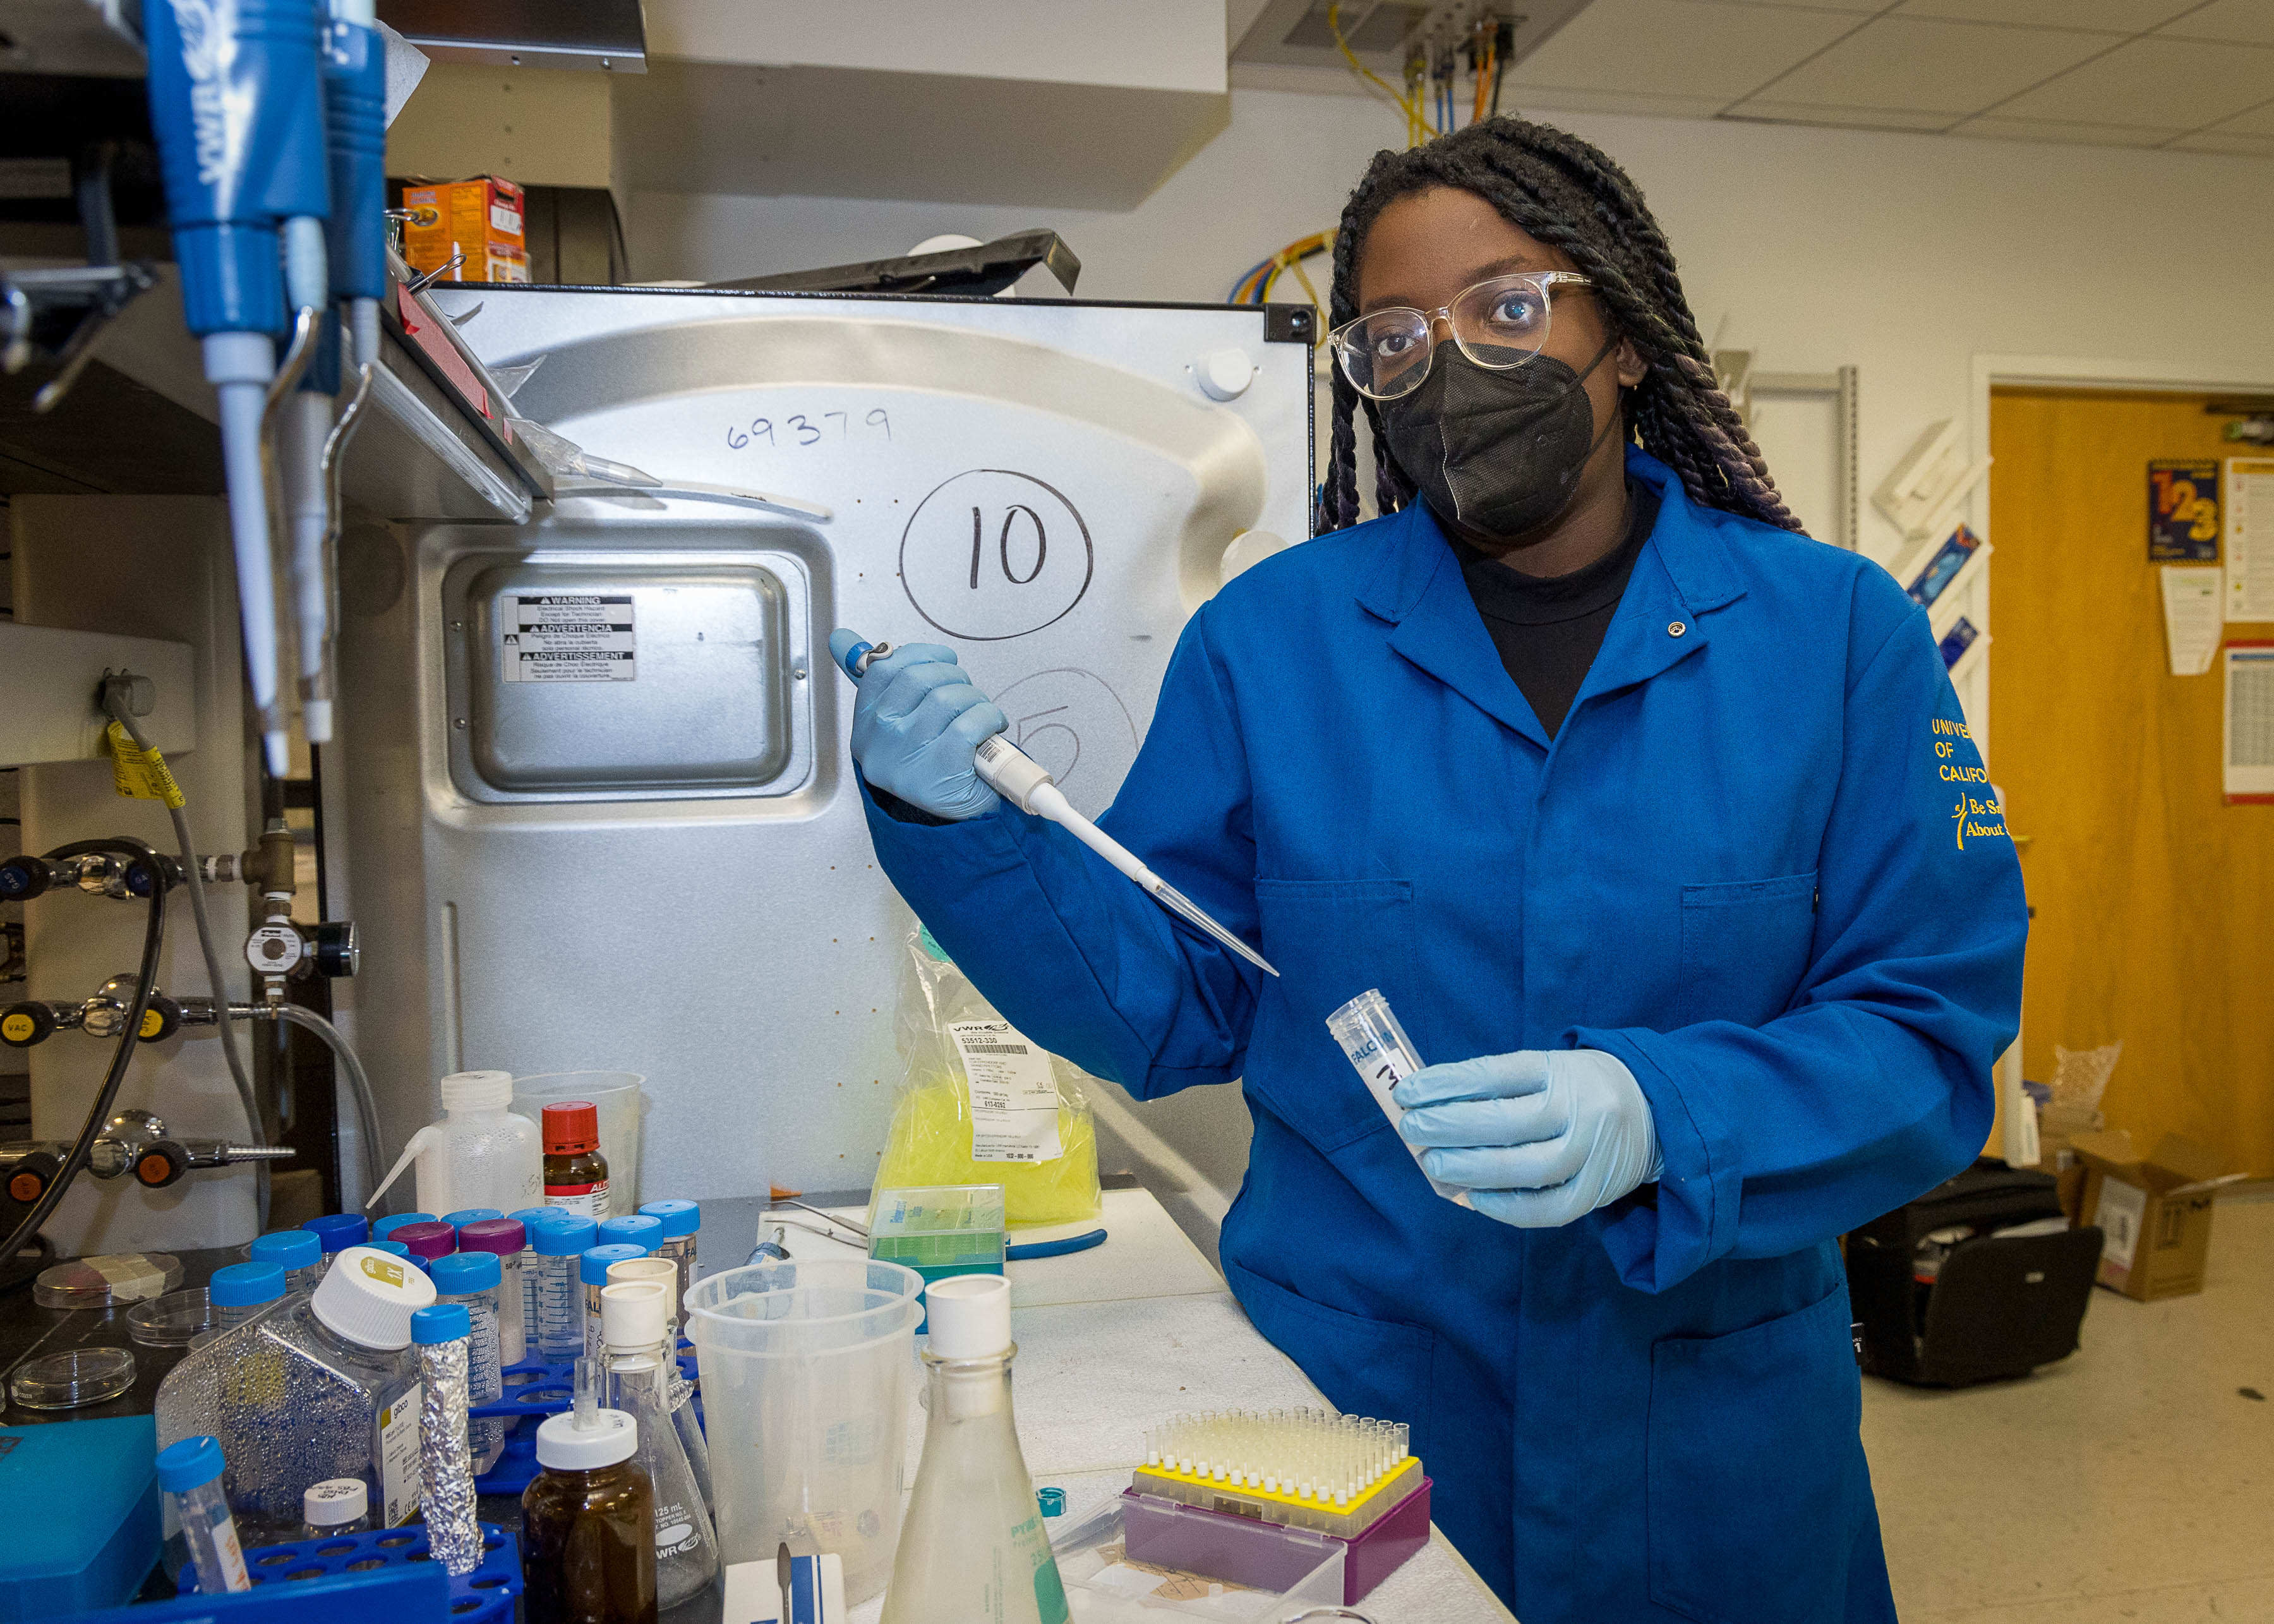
[{"xmin": 83, "ymin": 1110, "xmax": 293, "ymax": 1190}]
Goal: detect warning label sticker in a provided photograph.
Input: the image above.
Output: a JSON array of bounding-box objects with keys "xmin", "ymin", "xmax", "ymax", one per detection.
[
  {"xmin": 948, "ymin": 1019, "xmax": 1063, "ymax": 1164},
  {"xmin": 502, "ymin": 594, "xmax": 636, "ymax": 682}
]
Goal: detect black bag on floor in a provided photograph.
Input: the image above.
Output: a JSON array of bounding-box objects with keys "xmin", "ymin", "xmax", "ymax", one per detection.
[{"xmin": 1846, "ymin": 1158, "xmax": 2102, "ymax": 1387}]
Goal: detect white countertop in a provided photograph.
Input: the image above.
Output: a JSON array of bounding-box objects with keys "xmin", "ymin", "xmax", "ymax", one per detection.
[{"xmin": 736, "ymin": 1187, "xmax": 1515, "ymax": 1623}]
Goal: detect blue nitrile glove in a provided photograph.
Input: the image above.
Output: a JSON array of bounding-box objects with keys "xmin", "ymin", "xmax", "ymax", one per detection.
[
  {"xmin": 829, "ymin": 631, "xmax": 1008, "ymax": 821},
  {"xmin": 1393, "ymin": 1049, "xmax": 1663, "ymax": 1228}
]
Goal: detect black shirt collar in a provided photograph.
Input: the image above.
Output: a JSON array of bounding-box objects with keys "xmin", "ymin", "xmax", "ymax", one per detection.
[{"xmin": 1443, "ymin": 478, "xmax": 1661, "ymax": 627}]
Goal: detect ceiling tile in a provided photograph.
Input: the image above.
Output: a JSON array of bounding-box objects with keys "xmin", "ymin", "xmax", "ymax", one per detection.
[
  {"xmin": 1722, "ymin": 99, "xmax": 1955, "ymax": 128},
  {"xmin": 2209, "ymin": 94, "xmax": 2274, "ymax": 130},
  {"xmin": 1989, "ymin": 35, "xmax": 2274, "ymax": 124},
  {"xmin": 1896, "ymin": 0, "xmax": 2196, "ymax": 27},
  {"xmin": 2158, "ymin": 0, "xmax": 2274, "ymax": 45},
  {"xmin": 1502, "ymin": 0, "xmax": 1863, "ymax": 100},
  {"xmin": 1952, "ymin": 114, "xmax": 2188, "ymax": 143},
  {"xmin": 2167, "ymin": 128, "xmax": 2274, "ymax": 150},
  {"xmin": 1687, "ymin": 0, "xmax": 1885, "ymax": 9},
  {"xmin": 1745, "ymin": 16, "xmax": 2119, "ymax": 113}
]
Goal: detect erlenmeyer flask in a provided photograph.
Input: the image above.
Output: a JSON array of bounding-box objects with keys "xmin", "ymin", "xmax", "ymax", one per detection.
[
  {"xmin": 606, "ymin": 1254, "xmax": 715, "ymax": 1519},
  {"xmin": 668, "ymin": 1378, "xmax": 714, "ymax": 1515},
  {"xmin": 601, "ymin": 1282, "xmax": 719, "ymax": 1609},
  {"xmin": 881, "ymin": 1276, "xmax": 1068, "ymax": 1624}
]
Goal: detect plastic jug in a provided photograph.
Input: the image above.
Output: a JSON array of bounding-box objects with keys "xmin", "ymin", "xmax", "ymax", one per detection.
[{"xmin": 366, "ymin": 1071, "xmax": 544, "ymax": 1217}]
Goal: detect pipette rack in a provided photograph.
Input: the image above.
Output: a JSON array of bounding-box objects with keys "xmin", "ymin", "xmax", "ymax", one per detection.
[
  {"xmin": 1127, "ymin": 1407, "xmax": 1433, "ymax": 1604},
  {"xmin": 1133, "ymin": 1408, "xmax": 1418, "ymax": 1537}
]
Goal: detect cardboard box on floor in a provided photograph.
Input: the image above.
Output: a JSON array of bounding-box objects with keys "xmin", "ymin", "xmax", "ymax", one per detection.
[{"xmin": 2071, "ymin": 1129, "xmax": 2246, "ymax": 1301}]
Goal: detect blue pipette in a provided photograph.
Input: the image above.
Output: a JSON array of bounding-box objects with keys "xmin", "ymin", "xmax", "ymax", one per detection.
[{"xmin": 836, "ymin": 637, "xmax": 1278, "ymax": 978}]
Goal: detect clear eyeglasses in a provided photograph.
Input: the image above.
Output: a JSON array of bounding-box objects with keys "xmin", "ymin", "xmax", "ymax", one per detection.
[{"xmin": 1328, "ymin": 270, "xmax": 1595, "ymax": 400}]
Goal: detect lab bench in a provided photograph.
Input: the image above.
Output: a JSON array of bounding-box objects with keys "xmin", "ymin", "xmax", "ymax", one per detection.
[
  {"xmin": 0, "ymin": 1188, "xmax": 1513, "ymax": 1623},
  {"xmin": 697, "ymin": 1184, "xmax": 1516, "ymax": 1624}
]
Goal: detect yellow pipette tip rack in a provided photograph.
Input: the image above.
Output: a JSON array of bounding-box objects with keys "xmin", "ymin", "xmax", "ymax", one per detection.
[{"xmin": 1131, "ymin": 1408, "xmax": 1422, "ymax": 1539}]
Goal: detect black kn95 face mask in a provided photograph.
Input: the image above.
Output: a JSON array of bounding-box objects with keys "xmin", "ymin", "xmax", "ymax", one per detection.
[{"xmin": 1378, "ymin": 334, "xmax": 1618, "ymax": 539}]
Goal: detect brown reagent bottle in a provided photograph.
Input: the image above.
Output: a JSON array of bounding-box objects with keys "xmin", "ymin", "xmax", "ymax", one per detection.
[
  {"xmin": 543, "ymin": 1100, "xmax": 611, "ymax": 1221},
  {"xmin": 522, "ymin": 1400, "xmax": 656, "ymax": 1624}
]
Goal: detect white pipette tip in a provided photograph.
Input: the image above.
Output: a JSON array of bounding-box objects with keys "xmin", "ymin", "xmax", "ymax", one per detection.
[{"xmin": 263, "ymin": 731, "xmax": 292, "ymax": 777}]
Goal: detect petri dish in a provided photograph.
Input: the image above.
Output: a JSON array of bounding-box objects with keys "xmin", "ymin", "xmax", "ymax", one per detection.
[
  {"xmin": 9, "ymin": 1346, "xmax": 136, "ymax": 1410},
  {"xmin": 125, "ymin": 1288, "xmax": 215, "ymax": 1347},
  {"xmin": 33, "ymin": 1252, "xmax": 184, "ymax": 1309}
]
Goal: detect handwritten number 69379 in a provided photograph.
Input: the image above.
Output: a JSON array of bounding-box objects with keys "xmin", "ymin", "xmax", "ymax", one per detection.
[{"xmin": 726, "ymin": 407, "xmax": 891, "ymax": 451}]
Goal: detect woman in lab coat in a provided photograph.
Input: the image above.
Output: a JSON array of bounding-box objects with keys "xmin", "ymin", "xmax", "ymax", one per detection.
[{"xmin": 833, "ymin": 117, "xmax": 2026, "ymax": 1624}]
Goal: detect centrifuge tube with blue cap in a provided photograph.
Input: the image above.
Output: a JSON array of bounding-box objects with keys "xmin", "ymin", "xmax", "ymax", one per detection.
[
  {"xmin": 1325, "ymin": 990, "xmax": 1472, "ymax": 1210},
  {"xmin": 833, "ymin": 632, "xmax": 1278, "ymax": 980}
]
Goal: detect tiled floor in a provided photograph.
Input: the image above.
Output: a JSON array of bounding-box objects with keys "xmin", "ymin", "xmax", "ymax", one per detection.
[{"xmin": 1866, "ymin": 1196, "xmax": 2274, "ymax": 1623}]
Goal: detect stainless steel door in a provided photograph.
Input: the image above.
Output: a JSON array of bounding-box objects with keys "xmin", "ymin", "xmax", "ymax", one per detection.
[{"xmin": 333, "ymin": 287, "xmax": 1311, "ymax": 1202}]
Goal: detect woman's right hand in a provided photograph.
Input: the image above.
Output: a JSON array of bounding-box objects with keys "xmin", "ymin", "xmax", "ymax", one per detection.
[{"xmin": 829, "ymin": 631, "xmax": 1009, "ymax": 821}]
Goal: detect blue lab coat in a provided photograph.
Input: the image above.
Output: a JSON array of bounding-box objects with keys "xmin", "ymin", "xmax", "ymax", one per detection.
[{"xmin": 860, "ymin": 447, "xmax": 2028, "ymax": 1623}]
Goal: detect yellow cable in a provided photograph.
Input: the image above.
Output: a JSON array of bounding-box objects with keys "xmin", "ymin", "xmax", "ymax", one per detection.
[{"xmin": 1330, "ymin": 1, "xmax": 1419, "ymax": 129}]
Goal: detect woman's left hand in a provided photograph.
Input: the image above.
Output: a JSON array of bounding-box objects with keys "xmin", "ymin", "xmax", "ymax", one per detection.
[{"xmin": 1393, "ymin": 1049, "xmax": 1664, "ymax": 1228}]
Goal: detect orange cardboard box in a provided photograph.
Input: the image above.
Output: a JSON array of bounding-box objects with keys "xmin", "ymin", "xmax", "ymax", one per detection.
[
  {"xmin": 402, "ymin": 176, "xmax": 529, "ymax": 284},
  {"xmin": 2071, "ymin": 1129, "xmax": 2244, "ymax": 1301}
]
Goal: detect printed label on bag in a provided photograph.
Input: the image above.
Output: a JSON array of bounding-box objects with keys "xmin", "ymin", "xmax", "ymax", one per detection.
[
  {"xmin": 502, "ymin": 594, "xmax": 636, "ymax": 682},
  {"xmin": 2093, "ymin": 1179, "xmax": 2146, "ymax": 1275},
  {"xmin": 949, "ymin": 1019, "xmax": 1062, "ymax": 1164},
  {"xmin": 378, "ymin": 1385, "xmax": 423, "ymax": 1525}
]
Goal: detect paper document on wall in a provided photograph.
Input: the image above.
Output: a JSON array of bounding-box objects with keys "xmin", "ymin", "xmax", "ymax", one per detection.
[
  {"xmin": 2222, "ymin": 459, "xmax": 2274, "ymax": 620},
  {"xmin": 2160, "ymin": 567, "xmax": 2223, "ymax": 676},
  {"xmin": 2224, "ymin": 642, "xmax": 2274, "ymax": 802}
]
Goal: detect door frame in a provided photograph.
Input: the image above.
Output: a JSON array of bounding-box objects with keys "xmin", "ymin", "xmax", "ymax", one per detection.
[{"xmin": 1964, "ymin": 352, "xmax": 2274, "ymax": 1158}]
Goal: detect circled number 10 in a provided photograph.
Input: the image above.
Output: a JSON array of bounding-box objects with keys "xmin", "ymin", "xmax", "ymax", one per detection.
[{"xmin": 726, "ymin": 407, "xmax": 891, "ymax": 450}]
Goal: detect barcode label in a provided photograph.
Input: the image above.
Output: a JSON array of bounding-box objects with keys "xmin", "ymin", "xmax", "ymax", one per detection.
[{"xmin": 948, "ymin": 1019, "xmax": 1062, "ymax": 1163}]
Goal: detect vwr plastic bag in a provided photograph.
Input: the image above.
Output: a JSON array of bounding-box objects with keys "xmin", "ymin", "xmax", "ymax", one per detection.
[{"xmin": 869, "ymin": 928, "xmax": 1102, "ymax": 1229}]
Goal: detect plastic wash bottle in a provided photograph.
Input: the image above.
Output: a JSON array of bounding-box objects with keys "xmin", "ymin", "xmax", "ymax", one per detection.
[{"xmin": 363, "ymin": 1070, "xmax": 543, "ymax": 1218}]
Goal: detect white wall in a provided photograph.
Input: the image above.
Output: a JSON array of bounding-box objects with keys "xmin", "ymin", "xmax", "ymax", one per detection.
[{"xmin": 626, "ymin": 86, "xmax": 2274, "ymax": 570}]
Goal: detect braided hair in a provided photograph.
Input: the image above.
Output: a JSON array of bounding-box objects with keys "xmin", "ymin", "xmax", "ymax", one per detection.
[{"xmin": 1315, "ymin": 117, "xmax": 1799, "ymax": 535}]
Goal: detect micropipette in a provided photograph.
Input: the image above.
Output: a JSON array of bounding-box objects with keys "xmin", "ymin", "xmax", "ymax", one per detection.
[{"xmin": 835, "ymin": 637, "xmax": 1278, "ymax": 978}]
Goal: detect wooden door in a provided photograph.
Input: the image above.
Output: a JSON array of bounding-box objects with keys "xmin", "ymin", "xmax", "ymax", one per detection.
[{"xmin": 1989, "ymin": 387, "xmax": 2273, "ymax": 1176}]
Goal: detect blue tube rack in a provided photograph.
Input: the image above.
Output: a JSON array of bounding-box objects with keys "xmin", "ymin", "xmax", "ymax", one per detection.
[
  {"xmin": 155, "ymin": 1522, "xmax": 519, "ymax": 1623},
  {"xmin": 471, "ymin": 1347, "xmax": 701, "ymax": 1496}
]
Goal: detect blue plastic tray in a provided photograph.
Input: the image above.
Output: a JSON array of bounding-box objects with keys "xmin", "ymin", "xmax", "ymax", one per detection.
[
  {"xmin": 174, "ymin": 1522, "xmax": 519, "ymax": 1623},
  {"xmin": 471, "ymin": 1349, "xmax": 702, "ymax": 1496},
  {"xmin": 475, "ymin": 1345, "xmax": 698, "ymax": 1419}
]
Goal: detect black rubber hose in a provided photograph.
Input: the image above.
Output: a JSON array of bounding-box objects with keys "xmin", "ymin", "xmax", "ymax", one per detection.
[{"xmin": 0, "ymin": 836, "xmax": 165, "ymax": 1272}]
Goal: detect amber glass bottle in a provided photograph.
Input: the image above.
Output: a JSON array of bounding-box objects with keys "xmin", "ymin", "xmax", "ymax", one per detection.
[
  {"xmin": 522, "ymin": 1407, "xmax": 656, "ymax": 1624},
  {"xmin": 541, "ymin": 1101, "xmax": 611, "ymax": 1220}
]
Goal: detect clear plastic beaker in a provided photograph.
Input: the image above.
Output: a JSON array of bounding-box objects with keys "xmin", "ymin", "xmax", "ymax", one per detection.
[
  {"xmin": 509, "ymin": 1072, "xmax": 647, "ymax": 1212},
  {"xmin": 684, "ymin": 1258, "xmax": 924, "ymax": 1606}
]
